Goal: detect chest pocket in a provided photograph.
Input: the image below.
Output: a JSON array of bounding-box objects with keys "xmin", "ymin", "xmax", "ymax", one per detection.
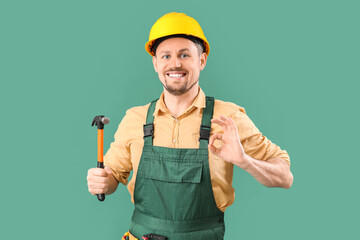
[
  {"xmin": 139, "ymin": 157, "xmax": 203, "ymax": 183},
  {"xmin": 136, "ymin": 156, "xmax": 204, "ymax": 220}
]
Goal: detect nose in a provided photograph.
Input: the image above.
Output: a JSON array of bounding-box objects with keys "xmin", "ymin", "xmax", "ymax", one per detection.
[
  {"xmin": 175, "ymin": 58, "xmax": 181, "ymax": 68},
  {"xmin": 170, "ymin": 56, "xmax": 181, "ymax": 68}
]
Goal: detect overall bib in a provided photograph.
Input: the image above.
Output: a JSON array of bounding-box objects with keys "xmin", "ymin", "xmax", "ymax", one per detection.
[{"xmin": 129, "ymin": 97, "xmax": 225, "ymax": 240}]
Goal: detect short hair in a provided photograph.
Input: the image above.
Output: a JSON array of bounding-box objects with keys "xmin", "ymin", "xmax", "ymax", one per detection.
[{"xmin": 151, "ymin": 34, "xmax": 205, "ymax": 56}]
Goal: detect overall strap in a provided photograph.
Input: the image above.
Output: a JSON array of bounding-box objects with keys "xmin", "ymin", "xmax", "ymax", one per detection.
[
  {"xmin": 143, "ymin": 97, "xmax": 214, "ymax": 148},
  {"xmin": 199, "ymin": 96, "xmax": 214, "ymax": 149},
  {"xmin": 143, "ymin": 99, "xmax": 158, "ymax": 146}
]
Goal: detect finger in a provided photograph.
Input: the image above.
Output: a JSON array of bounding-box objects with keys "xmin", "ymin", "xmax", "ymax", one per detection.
[
  {"xmin": 87, "ymin": 175, "xmax": 109, "ymax": 184},
  {"xmin": 211, "ymin": 118, "xmax": 226, "ymax": 127},
  {"xmin": 88, "ymin": 182, "xmax": 108, "ymax": 195},
  {"xmin": 220, "ymin": 115, "xmax": 235, "ymax": 127},
  {"xmin": 228, "ymin": 117, "xmax": 239, "ymax": 132},
  {"xmin": 208, "ymin": 143, "xmax": 221, "ymax": 156},
  {"xmin": 209, "ymin": 133, "xmax": 222, "ymax": 146},
  {"xmin": 219, "ymin": 115, "xmax": 229, "ymax": 122},
  {"xmin": 89, "ymin": 168, "xmax": 109, "ymax": 177},
  {"xmin": 104, "ymin": 166, "xmax": 113, "ymax": 175},
  {"xmin": 89, "ymin": 182, "xmax": 108, "ymax": 190},
  {"xmin": 213, "ymin": 116, "xmax": 233, "ymax": 131}
]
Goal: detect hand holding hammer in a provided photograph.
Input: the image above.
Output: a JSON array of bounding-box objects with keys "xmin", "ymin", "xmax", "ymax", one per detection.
[{"xmin": 87, "ymin": 115, "xmax": 118, "ymax": 201}]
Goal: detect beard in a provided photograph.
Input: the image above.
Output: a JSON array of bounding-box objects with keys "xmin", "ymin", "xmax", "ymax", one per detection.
[{"xmin": 162, "ymin": 78, "xmax": 199, "ymax": 96}]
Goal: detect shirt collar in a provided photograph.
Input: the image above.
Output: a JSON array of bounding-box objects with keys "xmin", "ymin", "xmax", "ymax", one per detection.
[{"xmin": 154, "ymin": 87, "xmax": 206, "ymax": 117}]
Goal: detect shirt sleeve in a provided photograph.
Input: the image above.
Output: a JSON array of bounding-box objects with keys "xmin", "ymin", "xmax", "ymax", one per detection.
[
  {"xmin": 104, "ymin": 111, "xmax": 133, "ymax": 185},
  {"xmin": 231, "ymin": 109, "xmax": 291, "ymax": 166}
]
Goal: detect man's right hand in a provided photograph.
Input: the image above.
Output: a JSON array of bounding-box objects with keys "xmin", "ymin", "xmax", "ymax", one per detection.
[{"xmin": 87, "ymin": 166, "xmax": 114, "ymax": 195}]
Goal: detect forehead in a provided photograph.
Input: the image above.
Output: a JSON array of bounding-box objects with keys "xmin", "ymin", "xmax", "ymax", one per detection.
[{"xmin": 156, "ymin": 37, "xmax": 198, "ymax": 53}]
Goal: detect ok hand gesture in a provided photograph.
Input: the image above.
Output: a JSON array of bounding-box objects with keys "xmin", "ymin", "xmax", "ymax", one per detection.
[{"xmin": 208, "ymin": 115, "xmax": 249, "ymax": 169}]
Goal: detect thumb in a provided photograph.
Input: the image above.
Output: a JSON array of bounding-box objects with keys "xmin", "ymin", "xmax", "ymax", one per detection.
[{"xmin": 104, "ymin": 166, "xmax": 113, "ymax": 176}]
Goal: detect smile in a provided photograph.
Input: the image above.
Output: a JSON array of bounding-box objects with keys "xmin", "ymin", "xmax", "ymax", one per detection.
[{"xmin": 166, "ymin": 71, "xmax": 187, "ymax": 78}]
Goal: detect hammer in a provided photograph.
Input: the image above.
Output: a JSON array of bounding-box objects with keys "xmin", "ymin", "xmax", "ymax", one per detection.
[{"xmin": 91, "ymin": 115, "xmax": 110, "ymax": 201}]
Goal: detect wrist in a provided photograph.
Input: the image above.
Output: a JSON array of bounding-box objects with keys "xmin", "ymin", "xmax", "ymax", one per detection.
[{"xmin": 234, "ymin": 153, "xmax": 252, "ymax": 170}]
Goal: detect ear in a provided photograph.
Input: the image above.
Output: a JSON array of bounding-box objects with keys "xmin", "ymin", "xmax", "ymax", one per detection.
[
  {"xmin": 152, "ymin": 56, "xmax": 158, "ymax": 73},
  {"xmin": 200, "ymin": 52, "xmax": 208, "ymax": 71}
]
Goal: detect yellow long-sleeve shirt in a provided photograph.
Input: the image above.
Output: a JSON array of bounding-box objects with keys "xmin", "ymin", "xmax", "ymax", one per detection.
[{"xmin": 104, "ymin": 88, "xmax": 290, "ymax": 212}]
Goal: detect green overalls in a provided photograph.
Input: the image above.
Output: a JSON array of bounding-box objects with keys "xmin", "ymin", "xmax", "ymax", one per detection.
[{"xmin": 129, "ymin": 97, "xmax": 225, "ymax": 240}]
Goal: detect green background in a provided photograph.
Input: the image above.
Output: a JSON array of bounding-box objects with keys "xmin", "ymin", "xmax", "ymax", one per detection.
[{"xmin": 1, "ymin": 0, "xmax": 359, "ymax": 239}]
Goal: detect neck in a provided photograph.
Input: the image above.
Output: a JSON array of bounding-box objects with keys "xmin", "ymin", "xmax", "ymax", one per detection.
[{"xmin": 163, "ymin": 86, "xmax": 200, "ymax": 118}]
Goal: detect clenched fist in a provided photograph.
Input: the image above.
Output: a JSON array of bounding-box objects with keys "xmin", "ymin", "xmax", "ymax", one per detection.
[{"xmin": 87, "ymin": 166, "xmax": 117, "ymax": 195}]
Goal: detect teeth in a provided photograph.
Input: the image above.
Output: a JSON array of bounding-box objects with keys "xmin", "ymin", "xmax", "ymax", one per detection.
[{"xmin": 169, "ymin": 74, "xmax": 184, "ymax": 78}]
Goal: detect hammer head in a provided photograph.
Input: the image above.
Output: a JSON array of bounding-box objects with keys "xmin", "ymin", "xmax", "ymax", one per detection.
[{"xmin": 91, "ymin": 115, "xmax": 110, "ymax": 129}]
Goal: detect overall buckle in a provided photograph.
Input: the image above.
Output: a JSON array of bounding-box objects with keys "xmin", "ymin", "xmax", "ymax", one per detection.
[
  {"xmin": 143, "ymin": 123, "xmax": 154, "ymax": 138},
  {"xmin": 199, "ymin": 125, "xmax": 211, "ymax": 140}
]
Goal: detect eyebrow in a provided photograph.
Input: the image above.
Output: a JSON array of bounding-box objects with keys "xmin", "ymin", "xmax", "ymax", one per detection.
[
  {"xmin": 179, "ymin": 48, "xmax": 190, "ymax": 52},
  {"xmin": 159, "ymin": 48, "xmax": 190, "ymax": 55}
]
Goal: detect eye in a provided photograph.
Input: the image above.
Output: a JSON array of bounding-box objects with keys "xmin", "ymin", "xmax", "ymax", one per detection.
[
  {"xmin": 162, "ymin": 55, "xmax": 170, "ymax": 59},
  {"xmin": 180, "ymin": 53, "xmax": 189, "ymax": 58}
]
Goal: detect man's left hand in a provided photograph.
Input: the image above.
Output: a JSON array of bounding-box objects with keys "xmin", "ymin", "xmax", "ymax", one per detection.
[{"xmin": 209, "ymin": 115, "xmax": 249, "ymax": 169}]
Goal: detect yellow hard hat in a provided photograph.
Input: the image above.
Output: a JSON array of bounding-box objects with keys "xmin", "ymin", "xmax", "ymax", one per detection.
[{"xmin": 145, "ymin": 12, "xmax": 210, "ymax": 56}]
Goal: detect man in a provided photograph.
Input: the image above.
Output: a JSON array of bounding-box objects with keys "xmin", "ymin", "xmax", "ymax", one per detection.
[{"xmin": 87, "ymin": 12, "xmax": 293, "ymax": 240}]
